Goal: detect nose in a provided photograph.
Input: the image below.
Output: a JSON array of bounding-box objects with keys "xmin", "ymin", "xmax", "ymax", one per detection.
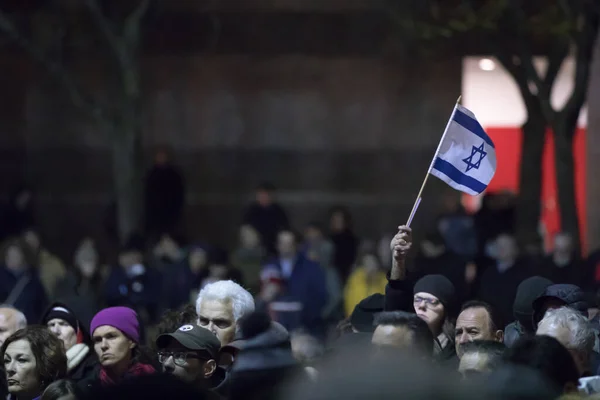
[
  {"xmin": 101, "ymin": 338, "xmax": 109, "ymax": 351},
  {"xmin": 50, "ymin": 326, "xmax": 61, "ymax": 336},
  {"xmin": 5, "ymin": 360, "xmax": 16, "ymax": 376},
  {"xmin": 207, "ymin": 322, "xmax": 218, "ymax": 335},
  {"xmin": 459, "ymin": 332, "xmax": 469, "ymax": 344},
  {"xmin": 416, "ymin": 302, "xmax": 427, "ymax": 311},
  {"xmin": 162, "ymin": 356, "xmax": 175, "ymax": 373}
]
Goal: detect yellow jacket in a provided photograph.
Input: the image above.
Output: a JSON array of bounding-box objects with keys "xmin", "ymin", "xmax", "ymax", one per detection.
[{"xmin": 344, "ymin": 267, "xmax": 387, "ymax": 317}]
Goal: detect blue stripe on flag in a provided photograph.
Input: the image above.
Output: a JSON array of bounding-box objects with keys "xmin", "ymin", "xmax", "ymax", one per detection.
[
  {"xmin": 432, "ymin": 158, "xmax": 487, "ymax": 194},
  {"xmin": 453, "ymin": 109, "xmax": 495, "ymax": 149}
]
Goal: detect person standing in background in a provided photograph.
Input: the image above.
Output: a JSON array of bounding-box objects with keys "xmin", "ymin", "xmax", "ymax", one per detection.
[
  {"xmin": 243, "ymin": 183, "xmax": 289, "ymax": 257},
  {"xmin": 328, "ymin": 206, "xmax": 359, "ymax": 284},
  {"xmin": 144, "ymin": 146, "xmax": 186, "ymax": 239}
]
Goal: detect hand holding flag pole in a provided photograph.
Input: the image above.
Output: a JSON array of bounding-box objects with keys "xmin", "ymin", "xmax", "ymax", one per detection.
[{"xmin": 405, "ymin": 95, "xmax": 496, "ymax": 227}]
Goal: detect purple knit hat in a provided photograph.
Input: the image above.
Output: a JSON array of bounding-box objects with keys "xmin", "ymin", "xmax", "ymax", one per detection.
[{"xmin": 90, "ymin": 307, "xmax": 140, "ymax": 343}]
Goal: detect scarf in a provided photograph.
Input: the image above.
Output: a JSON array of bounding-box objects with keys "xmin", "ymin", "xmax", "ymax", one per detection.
[
  {"xmin": 67, "ymin": 343, "xmax": 90, "ymax": 372},
  {"xmin": 99, "ymin": 362, "xmax": 156, "ymax": 386}
]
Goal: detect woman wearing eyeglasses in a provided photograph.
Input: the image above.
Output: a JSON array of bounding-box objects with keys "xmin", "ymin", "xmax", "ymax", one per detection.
[
  {"xmin": 412, "ymin": 274, "xmax": 458, "ymax": 365},
  {"xmin": 84, "ymin": 307, "xmax": 156, "ymax": 391}
]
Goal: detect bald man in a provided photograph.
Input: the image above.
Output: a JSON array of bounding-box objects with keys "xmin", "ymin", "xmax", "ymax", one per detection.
[{"xmin": 0, "ymin": 306, "xmax": 27, "ymax": 347}]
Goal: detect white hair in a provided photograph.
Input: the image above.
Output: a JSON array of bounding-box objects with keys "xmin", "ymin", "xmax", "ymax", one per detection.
[
  {"xmin": 536, "ymin": 306, "xmax": 595, "ymax": 354},
  {"xmin": 196, "ymin": 280, "xmax": 255, "ymax": 326},
  {"xmin": 0, "ymin": 305, "xmax": 27, "ymax": 330}
]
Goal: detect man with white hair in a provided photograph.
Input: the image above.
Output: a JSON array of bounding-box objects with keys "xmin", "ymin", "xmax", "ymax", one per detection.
[
  {"xmin": 0, "ymin": 305, "xmax": 27, "ymax": 347},
  {"xmin": 536, "ymin": 306, "xmax": 596, "ymax": 376},
  {"xmin": 196, "ymin": 280, "xmax": 255, "ymax": 346}
]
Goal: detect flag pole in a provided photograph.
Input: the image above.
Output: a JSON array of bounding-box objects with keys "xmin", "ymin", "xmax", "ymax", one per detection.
[{"xmin": 406, "ymin": 95, "xmax": 462, "ymax": 226}]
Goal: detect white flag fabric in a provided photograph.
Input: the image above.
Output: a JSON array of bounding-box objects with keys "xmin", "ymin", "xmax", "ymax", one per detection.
[{"xmin": 429, "ymin": 104, "xmax": 497, "ymax": 195}]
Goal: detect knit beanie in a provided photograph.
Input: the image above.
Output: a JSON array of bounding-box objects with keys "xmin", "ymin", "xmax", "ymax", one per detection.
[
  {"xmin": 413, "ymin": 275, "xmax": 457, "ymax": 318},
  {"xmin": 350, "ymin": 293, "xmax": 384, "ymax": 333},
  {"xmin": 90, "ymin": 307, "xmax": 140, "ymax": 343},
  {"xmin": 43, "ymin": 304, "xmax": 78, "ymax": 332},
  {"xmin": 512, "ymin": 276, "xmax": 553, "ymax": 331}
]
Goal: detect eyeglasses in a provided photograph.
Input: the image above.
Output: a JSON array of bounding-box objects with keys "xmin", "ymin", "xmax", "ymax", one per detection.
[
  {"xmin": 413, "ymin": 296, "xmax": 441, "ymax": 308},
  {"xmin": 157, "ymin": 351, "xmax": 205, "ymax": 367}
]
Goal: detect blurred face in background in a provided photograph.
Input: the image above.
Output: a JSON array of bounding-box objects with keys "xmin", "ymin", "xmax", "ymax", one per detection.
[
  {"xmin": 76, "ymin": 239, "xmax": 99, "ymax": 279},
  {"xmin": 240, "ymin": 225, "xmax": 260, "ymax": 248},
  {"xmin": 362, "ymin": 254, "xmax": 380, "ymax": 276},
  {"xmin": 330, "ymin": 211, "xmax": 346, "ymax": 233},
  {"xmin": 277, "ymin": 231, "xmax": 296, "ymax": 258},
  {"xmin": 154, "ymin": 150, "xmax": 169, "ymax": 166},
  {"xmin": 256, "ymin": 189, "xmax": 272, "ymax": 207},
  {"xmin": 554, "ymin": 233, "xmax": 573, "ymax": 257},
  {"xmin": 0, "ymin": 309, "xmax": 21, "ymax": 347},
  {"xmin": 494, "ymin": 235, "xmax": 517, "ymax": 263},
  {"xmin": 189, "ymin": 249, "xmax": 208, "ymax": 274},
  {"xmin": 5, "ymin": 245, "xmax": 26, "ymax": 273},
  {"xmin": 304, "ymin": 226, "xmax": 323, "ymax": 243},
  {"xmin": 22, "ymin": 231, "xmax": 40, "ymax": 253}
]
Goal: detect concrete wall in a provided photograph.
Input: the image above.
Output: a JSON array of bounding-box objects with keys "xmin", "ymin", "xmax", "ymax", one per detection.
[{"xmin": 0, "ymin": 53, "xmax": 461, "ymax": 256}]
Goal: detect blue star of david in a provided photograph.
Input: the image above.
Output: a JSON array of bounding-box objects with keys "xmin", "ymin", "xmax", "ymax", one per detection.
[{"xmin": 463, "ymin": 142, "xmax": 487, "ymax": 173}]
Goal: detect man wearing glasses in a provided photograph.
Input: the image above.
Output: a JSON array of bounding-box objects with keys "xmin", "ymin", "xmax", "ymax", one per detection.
[{"xmin": 156, "ymin": 324, "xmax": 222, "ymax": 392}]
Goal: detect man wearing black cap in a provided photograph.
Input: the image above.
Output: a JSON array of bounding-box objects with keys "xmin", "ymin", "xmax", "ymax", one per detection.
[{"xmin": 156, "ymin": 324, "xmax": 221, "ymax": 394}]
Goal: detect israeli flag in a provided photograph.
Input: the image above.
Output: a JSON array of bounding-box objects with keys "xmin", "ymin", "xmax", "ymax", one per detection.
[{"xmin": 429, "ymin": 104, "xmax": 496, "ymax": 195}]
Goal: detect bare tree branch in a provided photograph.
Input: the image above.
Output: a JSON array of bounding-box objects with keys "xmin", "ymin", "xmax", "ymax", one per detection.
[
  {"xmin": 83, "ymin": 0, "xmax": 123, "ymax": 57},
  {"xmin": 124, "ymin": 0, "xmax": 150, "ymax": 47},
  {"xmin": 0, "ymin": 9, "xmax": 106, "ymax": 121}
]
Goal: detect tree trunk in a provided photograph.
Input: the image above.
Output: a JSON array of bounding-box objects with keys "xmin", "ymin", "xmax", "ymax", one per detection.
[
  {"xmin": 515, "ymin": 110, "xmax": 546, "ymax": 252},
  {"xmin": 553, "ymin": 118, "xmax": 581, "ymax": 253},
  {"xmin": 110, "ymin": 115, "xmax": 143, "ymax": 244}
]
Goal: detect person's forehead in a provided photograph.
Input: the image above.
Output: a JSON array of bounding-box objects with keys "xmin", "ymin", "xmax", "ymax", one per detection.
[
  {"xmin": 5, "ymin": 339, "xmax": 31, "ymax": 354},
  {"xmin": 414, "ymin": 292, "xmax": 440, "ymax": 301},
  {"xmin": 199, "ymin": 299, "xmax": 234, "ymax": 319},
  {"xmin": 93, "ymin": 325, "xmax": 123, "ymax": 337},
  {"xmin": 457, "ymin": 308, "xmax": 489, "ymax": 327}
]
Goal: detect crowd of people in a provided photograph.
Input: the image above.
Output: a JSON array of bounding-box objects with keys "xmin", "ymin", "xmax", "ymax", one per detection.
[{"xmin": 2, "ymin": 162, "xmax": 600, "ymax": 398}]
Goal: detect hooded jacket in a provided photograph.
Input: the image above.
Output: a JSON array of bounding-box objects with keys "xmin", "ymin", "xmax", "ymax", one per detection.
[{"xmin": 504, "ymin": 276, "xmax": 553, "ymax": 348}]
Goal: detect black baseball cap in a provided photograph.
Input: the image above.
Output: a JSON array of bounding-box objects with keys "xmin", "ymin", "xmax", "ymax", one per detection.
[{"xmin": 156, "ymin": 324, "xmax": 221, "ymax": 359}]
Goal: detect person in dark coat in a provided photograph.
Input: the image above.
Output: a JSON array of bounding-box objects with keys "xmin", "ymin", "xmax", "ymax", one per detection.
[
  {"xmin": 0, "ymin": 185, "xmax": 34, "ymax": 241},
  {"xmin": 103, "ymin": 235, "xmax": 162, "ymax": 331},
  {"xmin": 538, "ymin": 232, "xmax": 584, "ymax": 287},
  {"xmin": 41, "ymin": 302, "xmax": 98, "ymax": 388},
  {"xmin": 144, "ymin": 147, "xmax": 186, "ymax": 238},
  {"xmin": 328, "ymin": 206, "xmax": 359, "ymax": 284},
  {"xmin": 0, "ymin": 239, "xmax": 47, "ymax": 323},
  {"xmin": 259, "ymin": 231, "xmax": 328, "ymax": 338},
  {"xmin": 242, "ymin": 183, "xmax": 290, "ymax": 256},
  {"xmin": 412, "ymin": 231, "xmax": 471, "ymax": 305},
  {"xmin": 475, "ymin": 234, "xmax": 533, "ymax": 327},
  {"xmin": 229, "ymin": 312, "xmax": 307, "ymax": 400},
  {"xmin": 504, "ymin": 276, "xmax": 553, "ymax": 348}
]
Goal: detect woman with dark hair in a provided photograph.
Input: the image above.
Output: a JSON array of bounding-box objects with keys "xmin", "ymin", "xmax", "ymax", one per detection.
[
  {"xmin": 1, "ymin": 326, "xmax": 67, "ymax": 400},
  {"xmin": 328, "ymin": 206, "xmax": 359, "ymax": 284},
  {"xmin": 41, "ymin": 379, "xmax": 81, "ymax": 400},
  {"xmin": 85, "ymin": 307, "xmax": 155, "ymax": 390},
  {"xmin": 42, "ymin": 303, "xmax": 98, "ymax": 386}
]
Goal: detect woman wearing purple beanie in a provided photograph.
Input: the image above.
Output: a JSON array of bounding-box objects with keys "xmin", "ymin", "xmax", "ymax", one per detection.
[{"xmin": 82, "ymin": 307, "xmax": 155, "ymax": 390}]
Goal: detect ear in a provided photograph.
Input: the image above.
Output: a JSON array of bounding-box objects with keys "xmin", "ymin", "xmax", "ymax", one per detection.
[
  {"xmin": 203, "ymin": 359, "xmax": 217, "ymax": 379},
  {"xmin": 495, "ymin": 330, "xmax": 504, "ymax": 343},
  {"xmin": 129, "ymin": 340, "xmax": 137, "ymax": 350}
]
